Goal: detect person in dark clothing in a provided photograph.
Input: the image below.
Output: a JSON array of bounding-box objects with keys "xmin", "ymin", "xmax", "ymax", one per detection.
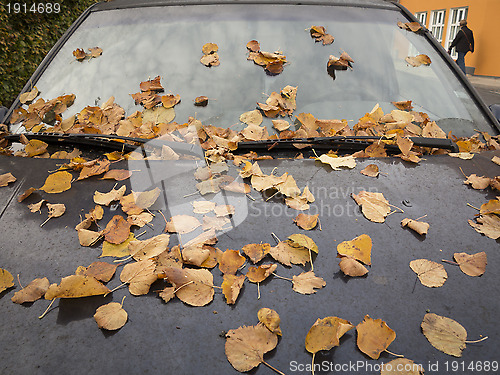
[{"xmin": 448, "ymin": 20, "xmax": 474, "ymax": 74}]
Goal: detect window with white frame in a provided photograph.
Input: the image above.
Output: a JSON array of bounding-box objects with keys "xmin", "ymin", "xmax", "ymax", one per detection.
[
  {"xmin": 415, "ymin": 12, "xmax": 427, "ymax": 27},
  {"xmin": 445, "ymin": 7, "xmax": 468, "ymax": 59},
  {"xmin": 430, "ymin": 9, "xmax": 446, "ymax": 43}
]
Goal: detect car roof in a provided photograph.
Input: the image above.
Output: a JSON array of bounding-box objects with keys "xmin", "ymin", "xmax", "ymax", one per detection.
[{"xmin": 93, "ymin": 0, "xmax": 399, "ymax": 12}]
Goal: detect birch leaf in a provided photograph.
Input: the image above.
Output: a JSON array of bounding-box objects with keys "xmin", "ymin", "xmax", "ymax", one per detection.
[
  {"xmin": 292, "ymin": 271, "xmax": 326, "ymax": 294},
  {"xmin": 356, "ymin": 315, "xmax": 396, "ymax": 359},
  {"xmin": 410, "ymin": 259, "xmax": 447, "ymax": 287},
  {"xmin": 421, "ymin": 313, "xmax": 467, "ymax": 357}
]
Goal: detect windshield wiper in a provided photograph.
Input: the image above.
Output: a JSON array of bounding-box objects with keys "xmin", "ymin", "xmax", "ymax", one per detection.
[
  {"xmin": 4, "ymin": 132, "xmax": 203, "ymax": 156},
  {"xmin": 235, "ymin": 136, "xmax": 459, "ymax": 153}
]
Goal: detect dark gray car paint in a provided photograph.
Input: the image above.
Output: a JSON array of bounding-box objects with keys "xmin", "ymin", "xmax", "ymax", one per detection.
[{"xmin": 0, "ymin": 152, "xmax": 499, "ymax": 375}]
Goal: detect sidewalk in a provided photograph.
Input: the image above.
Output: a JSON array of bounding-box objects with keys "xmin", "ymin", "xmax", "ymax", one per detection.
[{"xmin": 467, "ymin": 75, "xmax": 500, "ymax": 91}]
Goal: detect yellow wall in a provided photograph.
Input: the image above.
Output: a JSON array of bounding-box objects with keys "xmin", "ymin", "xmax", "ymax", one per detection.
[{"xmin": 400, "ymin": 0, "xmax": 500, "ymax": 77}]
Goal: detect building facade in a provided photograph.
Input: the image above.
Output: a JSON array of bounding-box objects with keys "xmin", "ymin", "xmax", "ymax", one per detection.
[{"xmin": 399, "ymin": 0, "xmax": 500, "ymax": 77}]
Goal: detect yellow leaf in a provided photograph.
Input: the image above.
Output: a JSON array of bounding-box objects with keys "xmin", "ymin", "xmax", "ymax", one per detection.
[
  {"xmin": 40, "ymin": 171, "xmax": 72, "ymax": 194},
  {"xmin": 45, "ymin": 275, "xmax": 110, "ymax": 299},
  {"xmin": 0, "ymin": 268, "xmax": 14, "ymax": 293},
  {"xmin": 94, "ymin": 301, "xmax": 128, "ymax": 330},
  {"xmin": 337, "ymin": 234, "xmax": 372, "ymax": 265},
  {"xmin": 453, "ymin": 252, "xmax": 487, "ymax": 277},
  {"xmin": 100, "ymin": 233, "xmax": 135, "ymax": 258},
  {"xmin": 292, "ymin": 271, "xmax": 325, "ymax": 294},
  {"xmin": 11, "ymin": 277, "xmax": 49, "ymax": 304},
  {"xmin": 258, "ymin": 308, "xmax": 282, "ymax": 336},
  {"xmin": 352, "ymin": 191, "xmax": 391, "ymax": 223},
  {"xmin": 356, "ymin": 315, "xmax": 396, "ymax": 359},
  {"xmin": 421, "ymin": 313, "xmax": 467, "ymax": 357},
  {"xmin": 410, "ymin": 259, "xmax": 447, "ymax": 288},
  {"xmin": 306, "ymin": 316, "xmax": 353, "ymax": 354}
]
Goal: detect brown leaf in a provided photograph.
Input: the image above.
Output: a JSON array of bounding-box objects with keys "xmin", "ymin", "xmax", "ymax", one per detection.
[
  {"xmin": 222, "ymin": 274, "xmax": 245, "ymax": 305},
  {"xmin": 134, "ymin": 187, "xmax": 161, "ymax": 209},
  {"xmin": 75, "ymin": 262, "xmax": 117, "ymax": 282},
  {"xmin": 360, "ymin": 164, "xmax": 379, "ymax": 177},
  {"xmin": 464, "ymin": 174, "xmax": 491, "ymax": 190},
  {"xmin": 410, "ymin": 259, "xmax": 447, "ymax": 287},
  {"xmin": 94, "ymin": 185, "xmax": 126, "ymax": 206},
  {"xmin": 453, "ymin": 252, "xmax": 487, "ymax": 277},
  {"xmin": 103, "ymin": 215, "xmax": 131, "ymax": 244},
  {"xmin": 11, "ymin": 277, "xmax": 49, "ymax": 304},
  {"xmin": 46, "ymin": 203, "xmax": 65, "ymax": 220},
  {"xmin": 40, "ymin": 171, "xmax": 72, "ymax": 193},
  {"xmin": 401, "ymin": 218, "xmax": 430, "ymax": 235},
  {"xmin": 78, "ymin": 229, "xmax": 103, "ymax": 247},
  {"xmin": 246, "ymin": 40, "xmax": 260, "ymax": 52},
  {"xmin": 88, "ymin": 47, "xmax": 103, "ymax": 58},
  {"xmin": 28, "ymin": 199, "xmax": 45, "ymax": 213},
  {"xmin": 316, "ymin": 154, "xmax": 356, "ymax": 170},
  {"xmin": 45, "ymin": 275, "xmax": 110, "ymax": 299},
  {"xmin": 293, "ymin": 213, "xmax": 319, "ymax": 230},
  {"xmin": 17, "ymin": 187, "xmax": 36, "ymax": 202},
  {"xmin": 381, "ymin": 358, "xmax": 424, "ymax": 375},
  {"xmin": 219, "ymin": 249, "xmax": 246, "ymax": 275},
  {"xmin": 161, "ymin": 94, "xmax": 181, "ymax": 109},
  {"xmin": 292, "ymin": 271, "xmax": 326, "ymax": 294},
  {"xmin": 101, "ymin": 169, "xmax": 132, "ymax": 181},
  {"xmin": 242, "ymin": 243, "xmax": 271, "ymax": 263},
  {"xmin": 194, "ymin": 96, "xmax": 209, "ymax": 106},
  {"xmin": 139, "ymin": 76, "xmax": 163, "ymax": 92},
  {"xmin": 120, "ymin": 259, "xmax": 157, "ymax": 295},
  {"xmin": 164, "ymin": 268, "xmax": 214, "ymax": 306},
  {"xmin": 165, "ymin": 214, "xmax": 201, "ymax": 234},
  {"xmin": 480, "ymin": 198, "xmax": 500, "ymax": 215},
  {"xmin": 468, "ymin": 214, "xmax": 500, "ymax": 239},
  {"xmin": 0, "ymin": 172, "xmax": 16, "ymax": 187},
  {"xmin": 337, "ymin": 234, "xmax": 372, "ymax": 265},
  {"xmin": 269, "ymin": 241, "xmax": 310, "ymax": 267},
  {"xmin": 339, "ymin": 257, "xmax": 369, "ymax": 277},
  {"xmin": 258, "ymin": 308, "xmax": 282, "ymax": 335},
  {"xmin": 129, "ymin": 233, "xmax": 170, "ymax": 261},
  {"xmin": 127, "ymin": 212, "xmax": 154, "ymax": 227},
  {"xmin": 225, "ymin": 324, "xmax": 278, "ymax": 372},
  {"xmin": 288, "ymin": 234, "xmax": 318, "ymax": 253},
  {"xmin": 94, "ymin": 301, "xmax": 128, "ymax": 330},
  {"xmin": 246, "ymin": 264, "xmax": 277, "ymax": 283},
  {"xmin": 0, "ymin": 268, "xmax": 14, "ymax": 293},
  {"xmin": 356, "ymin": 315, "xmax": 396, "ymax": 359},
  {"xmin": 25, "ymin": 140, "xmax": 48, "ymax": 157},
  {"xmin": 352, "ymin": 191, "xmax": 391, "ymax": 223},
  {"xmin": 19, "ymin": 87, "xmax": 39, "ymax": 104},
  {"xmin": 73, "ymin": 48, "xmax": 87, "ymax": 61},
  {"xmin": 306, "ymin": 316, "xmax": 354, "ymax": 354},
  {"xmin": 421, "ymin": 313, "xmax": 467, "ymax": 357},
  {"xmin": 214, "ymin": 204, "xmax": 235, "ymax": 217},
  {"xmin": 405, "ymin": 54, "xmax": 432, "ymax": 67},
  {"xmin": 240, "ymin": 110, "xmax": 263, "ymax": 126},
  {"xmin": 77, "ymin": 159, "xmax": 110, "ymax": 180}
]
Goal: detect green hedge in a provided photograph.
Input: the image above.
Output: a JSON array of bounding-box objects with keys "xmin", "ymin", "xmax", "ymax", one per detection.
[{"xmin": 0, "ymin": 1, "xmax": 100, "ymax": 108}]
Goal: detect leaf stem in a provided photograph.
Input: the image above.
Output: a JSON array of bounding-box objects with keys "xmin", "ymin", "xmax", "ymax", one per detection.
[
  {"xmin": 262, "ymin": 360, "xmax": 286, "ymax": 375},
  {"xmin": 467, "ymin": 203, "xmax": 480, "ymax": 211},
  {"xmin": 271, "ymin": 232, "xmax": 281, "ymax": 244},
  {"xmin": 17, "ymin": 274, "xmax": 24, "ymax": 289},
  {"xmin": 415, "ymin": 214, "xmax": 428, "ymax": 221},
  {"xmin": 465, "ymin": 336, "xmax": 488, "ymax": 344},
  {"xmin": 384, "ymin": 349, "xmax": 404, "ymax": 357},
  {"xmin": 120, "ymin": 296, "xmax": 126, "ymax": 307},
  {"xmin": 309, "ymin": 249, "xmax": 314, "ymax": 272},
  {"xmin": 246, "ymin": 194, "xmax": 255, "ymax": 201},
  {"xmin": 272, "ymin": 273, "xmax": 292, "ymax": 282},
  {"xmin": 38, "ymin": 298, "xmax": 56, "ymax": 319},
  {"xmin": 174, "ymin": 281, "xmax": 194, "ymax": 293},
  {"xmin": 257, "ymin": 282, "xmax": 261, "ymax": 300},
  {"xmin": 106, "ymin": 283, "xmax": 126, "ymax": 296},
  {"xmin": 441, "ymin": 259, "xmax": 459, "ymax": 266},
  {"xmin": 311, "ymin": 352, "xmax": 316, "ymax": 375}
]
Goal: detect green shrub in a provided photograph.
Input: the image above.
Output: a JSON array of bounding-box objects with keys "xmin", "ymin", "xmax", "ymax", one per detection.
[{"xmin": 0, "ymin": 1, "xmax": 99, "ymax": 108}]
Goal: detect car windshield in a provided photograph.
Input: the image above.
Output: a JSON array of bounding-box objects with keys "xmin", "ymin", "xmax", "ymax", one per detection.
[{"xmin": 12, "ymin": 3, "xmax": 495, "ymax": 138}]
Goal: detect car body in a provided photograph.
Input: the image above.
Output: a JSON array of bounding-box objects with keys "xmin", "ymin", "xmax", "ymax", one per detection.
[{"xmin": 1, "ymin": 1, "xmax": 499, "ymax": 375}]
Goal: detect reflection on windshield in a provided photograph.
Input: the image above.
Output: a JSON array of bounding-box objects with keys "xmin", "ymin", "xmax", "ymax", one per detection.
[{"xmin": 17, "ymin": 4, "xmax": 493, "ymax": 137}]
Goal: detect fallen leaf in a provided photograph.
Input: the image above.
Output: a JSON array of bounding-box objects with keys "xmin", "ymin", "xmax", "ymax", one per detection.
[
  {"xmin": 94, "ymin": 300, "xmax": 128, "ymax": 330},
  {"xmin": 421, "ymin": 313, "xmax": 467, "ymax": 357},
  {"xmin": 194, "ymin": 96, "xmax": 208, "ymax": 106},
  {"xmin": 28, "ymin": 199, "xmax": 45, "ymax": 213},
  {"xmin": 398, "ymin": 21, "xmax": 423, "ymax": 33},
  {"xmin": 202, "ymin": 215, "xmax": 230, "ymax": 231},
  {"xmin": 288, "ymin": 234, "xmax": 318, "ymax": 253},
  {"xmin": 464, "ymin": 174, "xmax": 491, "ymax": 190},
  {"xmin": 293, "ymin": 213, "xmax": 319, "ymax": 230},
  {"xmin": 219, "ymin": 250, "xmax": 246, "ymax": 275},
  {"xmin": 94, "ymin": 185, "xmax": 126, "ymax": 206},
  {"xmin": 127, "ymin": 212, "xmax": 154, "ymax": 227},
  {"xmin": 337, "ymin": 234, "xmax": 372, "ymax": 265},
  {"xmin": 220, "ymin": 180, "xmax": 251, "ymax": 194},
  {"xmin": 360, "ymin": 164, "xmax": 379, "ymax": 177},
  {"xmin": 352, "ymin": 191, "xmax": 391, "ymax": 223},
  {"xmin": 45, "ymin": 275, "xmax": 110, "ymax": 299},
  {"xmin": 101, "ymin": 169, "xmax": 132, "ymax": 181},
  {"xmin": 453, "ymin": 252, "xmax": 487, "ymax": 277},
  {"xmin": 492, "ymin": 156, "xmax": 500, "ymax": 165},
  {"xmin": 77, "ymin": 159, "xmax": 110, "ymax": 180},
  {"xmin": 75, "ymin": 262, "xmax": 117, "ymax": 282},
  {"xmin": 129, "ymin": 233, "xmax": 170, "ymax": 261},
  {"xmin": 25, "ymin": 139, "xmax": 48, "ymax": 157},
  {"xmin": 480, "ymin": 199, "xmax": 500, "ymax": 215},
  {"xmin": 11, "ymin": 277, "xmax": 49, "ymax": 304},
  {"xmin": 182, "ymin": 244, "xmax": 210, "ymax": 266},
  {"xmin": 339, "ymin": 257, "xmax": 369, "ymax": 277},
  {"xmin": 165, "ymin": 215, "xmax": 201, "ymax": 234},
  {"xmin": 306, "ymin": 317, "xmax": 353, "ymax": 357},
  {"xmin": 381, "ymin": 358, "xmax": 424, "ymax": 375},
  {"xmin": 139, "ymin": 76, "xmax": 163, "ymax": 92},
  {"xmin": 258, "ymin": 308, "xmax": 282, "ymax": 335},
  {"xmin": 292, "ymin": 271, "xmax": 326, "ymax": 294},
  {"xmin": 45, "ymin": 203, "xmax": 65, "ymax": 222},
  {"xmin": 17, "ymin": 187, "xmax": 36, "ymax": 202},
  {"xmin": 159, "ymin": 286, "xmax": 176, "ymax": 303},
  {"xmin": 214, "ymin": 204, "xmax": 235, "ymax": 217},
  {"xmin": 449, "ymin": 152, "xmax": 474, "ymax": 160},
  {"xmin": 246, "ymin": 264, "xmax": 277, "ymax": 283},
  {"xmin": 356, "ymin": 315, "xmax": 396, "ymax": 359},
  {"xmin": 225, "ymin": 323, "xmax": 278, "ymax": 372},
  {"xmin": 410, "ymin": 259, "xmax": 447, "ymax": 287},
  {"xmin": 19, "ymin": 87, "xmax": 39, "ymax": 104},
  {"xmin": 78, "ymin": 229, "xmax": 103, "ymax": 247},
  {"xmin": 269, "ymin": 241, "xmax": 310, "ymax": 267},
  {"xmin": 406, "ymin": 54, "xmax": 431, "ymax": 67},
  {"xmin": 120, "ymin": 259, "xmax": 157, "ymax": 295},
  {"xmin": 134, "ymin": 187, "xmax": 161, "ymax": 209},
  {"xmin": 99, "ymin": 233, "xmax": 135, "ymax": 258},
  {"xmin": 192, "ymin": 200, "xmax": 216, "ymax": 214},
  {"xmin": 40, "ymin": 171, "xmax": 72, "ymax": 193},
  {"xmin": 222, "ymin": 274, "xmax": 246, "ymax": 305},
  {"xmin": 240, "ymin": 110, "xmax": 263, "ymax": 126},
  {"xmin": 0, "ymin": 268, "xmax": 15, "ymax": 293},
  {"xmin": 401, "ymin": 218, "xmax": 430, "ymax": 235},
  {"xmin": 103, "ymin": 215, "xmax": 131, "ymax": 244},
  {"xmin": 164, "ymin": 268, "xmax": 214, "ymax": 306},
  {"xmin": 316, "ymin": 154, "xmax": 356, "ymax": 170},
  {"xmin": 468, "ymin": 214, "xmax": 500, "ymax": 239},
  {"xmin": 242, "ymin": 243, "xmax": 271, "ymax": 263}
]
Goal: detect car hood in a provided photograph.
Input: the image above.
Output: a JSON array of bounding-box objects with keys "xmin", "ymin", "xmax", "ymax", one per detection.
[{"xmin": 1, "ymin": 151, "xmax": 499, "ymax": 374}]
